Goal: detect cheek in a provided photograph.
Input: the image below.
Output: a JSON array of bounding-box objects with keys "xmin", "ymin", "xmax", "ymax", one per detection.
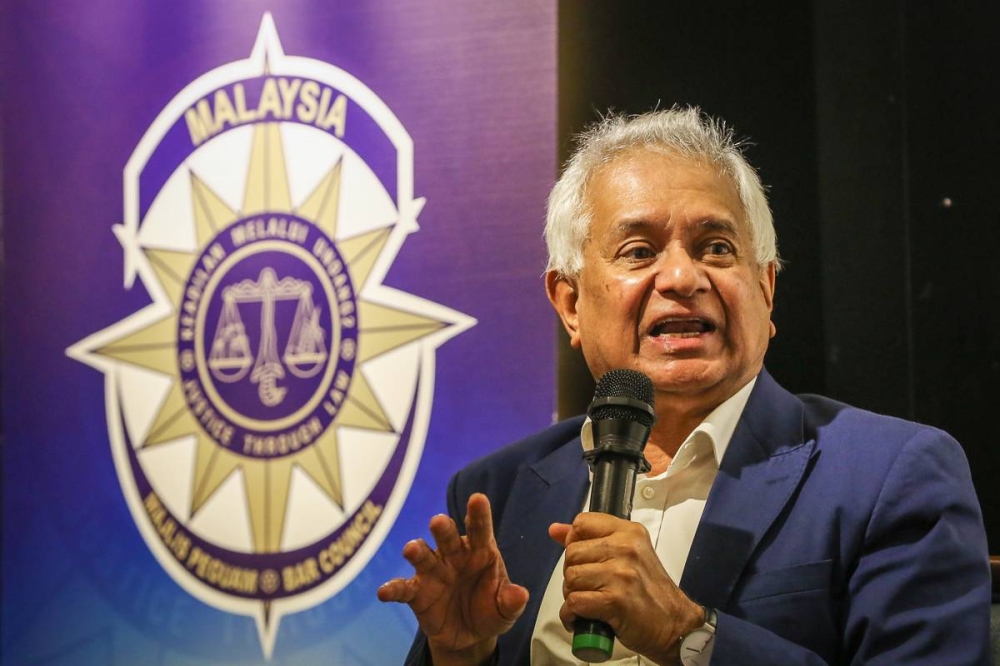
[
  {"xmin": 584, "ymin": 274, "xmax": 647, "ymax": 312},
  {"xmin": 611, "ymin": 274, "xmax": 651, "ymax": 305},
  {"xmin": 578, "ymin": 276, "xmax": 648, "ymax": 346},
  {"xmin": 724, "ymin": 280, "xmax": 772, "ymax": 339}
]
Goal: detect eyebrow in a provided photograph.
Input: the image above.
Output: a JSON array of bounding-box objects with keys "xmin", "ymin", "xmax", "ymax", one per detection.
[
  {"xmin": 609, "ymin": 217, "xmax": 741, "ymax": 238},
  {"xmin": 697, "ymin": 218, "xmax": 740, "ymax": 236}
]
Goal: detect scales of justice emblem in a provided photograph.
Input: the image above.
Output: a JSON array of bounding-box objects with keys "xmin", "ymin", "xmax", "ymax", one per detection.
[
  {"xmin": 211, "ymin": 266, "xmax": 328, "ymax": 405},
  {"xmin": 68, "ymin": 13, "xmax": 473, "ymax": 658}
]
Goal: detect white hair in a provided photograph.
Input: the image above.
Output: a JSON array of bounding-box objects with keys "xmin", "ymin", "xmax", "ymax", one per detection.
[{"xmin": 544, "ymin": 107, "xmax": 780, "ymax": 276}]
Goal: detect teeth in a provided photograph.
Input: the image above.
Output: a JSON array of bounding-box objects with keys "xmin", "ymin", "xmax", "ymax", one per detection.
[{"xmin": 651, "ymin": 319, "xmax": 710, "ymax": 336}]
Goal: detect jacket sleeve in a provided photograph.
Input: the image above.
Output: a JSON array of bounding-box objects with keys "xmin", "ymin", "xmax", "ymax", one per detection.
[{"xmin": 710, "ymin": 428, "xmax": 991, "ymax": 665}]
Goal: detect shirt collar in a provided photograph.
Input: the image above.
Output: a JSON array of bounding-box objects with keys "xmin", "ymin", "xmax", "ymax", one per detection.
[{"xmin": 580, "ymin": 375, "xmax": 758, "ymax": 470}]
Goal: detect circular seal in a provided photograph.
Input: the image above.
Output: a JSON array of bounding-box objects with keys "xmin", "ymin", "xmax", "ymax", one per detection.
[{"xmin": 176, "ymin": 214, "xmax": 358, "ymax": 461}]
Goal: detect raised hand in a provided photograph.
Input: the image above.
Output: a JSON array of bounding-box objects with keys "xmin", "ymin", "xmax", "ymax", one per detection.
[
  {"xmin": 378, "ymin": 493, "xmax": 529, "ymax": 666},
  {"xmin": 549, "ymin": 513, "xmax": 704, "ymax": 666}
]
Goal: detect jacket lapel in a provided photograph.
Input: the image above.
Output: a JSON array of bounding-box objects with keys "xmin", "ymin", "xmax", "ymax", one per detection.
[
  {"xmin": 496, "ymin": 436, "xmax": 590, "ymax": 661},
  {"xmin": 679, "ymin": 370, "xmax": 816, "ymax": 610}
]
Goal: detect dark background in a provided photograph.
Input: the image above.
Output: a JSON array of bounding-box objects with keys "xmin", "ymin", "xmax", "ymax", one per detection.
[{"xmin": 557, "ymin": 0, "xmax": 1000, "ymax": 551}]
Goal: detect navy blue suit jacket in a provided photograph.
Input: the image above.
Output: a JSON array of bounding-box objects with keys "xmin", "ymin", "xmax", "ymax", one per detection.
[{"xmin": 406, "ymin": 370, "xmax": 991, "ymax": 664}]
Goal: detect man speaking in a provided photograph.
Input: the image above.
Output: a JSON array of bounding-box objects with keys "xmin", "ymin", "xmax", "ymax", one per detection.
[{"xmin": 378, "ymin": 108, "xmax": 991, "ymax": 665}]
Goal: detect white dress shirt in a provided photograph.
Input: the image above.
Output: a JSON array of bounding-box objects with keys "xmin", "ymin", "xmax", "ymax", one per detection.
[{"xmin": 529, "ymin": 378, "xmax": 757, "ymax": 665}]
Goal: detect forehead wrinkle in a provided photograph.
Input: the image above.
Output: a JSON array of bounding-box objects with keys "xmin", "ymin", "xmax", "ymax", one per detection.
[
  {"xmin": 610, "ymin": 218, "xmax": 660, "ymax": 238},
  {"xmin": 606, "ymin": 216, "xmax": 739, "ymax": 242}
]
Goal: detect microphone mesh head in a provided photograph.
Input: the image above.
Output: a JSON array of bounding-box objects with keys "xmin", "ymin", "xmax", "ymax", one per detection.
[{"xmin": 590, "ymin": 369, "xmax": 655, "ymax": 427}]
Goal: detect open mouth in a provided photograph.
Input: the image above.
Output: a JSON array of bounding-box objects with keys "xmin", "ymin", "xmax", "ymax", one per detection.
[{"xmin": 649, "ymin": 318, "xmax": 715, "ymax": 338}]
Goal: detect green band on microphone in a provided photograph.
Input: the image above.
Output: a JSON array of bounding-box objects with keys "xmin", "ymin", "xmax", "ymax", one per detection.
[{"xmin": 572, "ymin": 631, "xmax": 614, "ymax": 662}]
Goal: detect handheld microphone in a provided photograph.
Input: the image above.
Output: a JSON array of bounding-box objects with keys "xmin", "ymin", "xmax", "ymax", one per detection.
[{"xmin": 572, "ymin": 369, "xmax": 655, "ymax": 663}]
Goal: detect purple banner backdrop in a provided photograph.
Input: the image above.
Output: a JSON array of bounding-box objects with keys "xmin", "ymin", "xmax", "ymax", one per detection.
[{"xmin": 1, "ymin": 2, "xmax": 556, "ymax": 664}]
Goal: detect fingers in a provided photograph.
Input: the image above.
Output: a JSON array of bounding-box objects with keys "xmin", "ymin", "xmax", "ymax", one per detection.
[
  {"xmin": 571, "ymin": 511, "xmax": 632, "ymax": 539},
  {"xmin": 562, "ymin": 561, "xmax": 607, "ymax": 598},
  {"xmin": 550, "ymin": 513, "xmax": 637, "ymax": 551},
  {"xmin": 375, "ymin": 536, "xmax": 440, "ymax": 606},
  {"xmin": 402, "ymin": 537, "xmax": 442, "ymax": 574},
  {"xmin": 419, "ymin": 494, "xmax": 496, "ymax": 559},
  {"xmin": 465, "ymin": 493, "xmax": 496, "ymax": 551},
  {"xmin": 560, "ymin": 560, "xmax": 627, "ymax": 628},
  {"xmin": 385, "ymin": 495, "xmax": 495, "ymax": 583},
  {"xmin": 428, "ymin": 514, "xmax": 464, "ymax": 558},
  {"xmin": 560, "ymin": 514, "xmax": 650, "ymax": 566},
  {"xmin": 559, "ymin": 590, "xmax": 609, "ymax": 632},
  {"xmin": 377, "ymin": 576, "xmax": 417, "ymax": 604},
  {"xmin": 550, "ymin": 513, "xmax": 619, "ymax": 550},
  {"xmin": 552, "ymin": 516, "xmax": 659, "ymax": 635},
  {"xmin": 558, "ymin": 599, "xmax": 578, "ymax": 633}
]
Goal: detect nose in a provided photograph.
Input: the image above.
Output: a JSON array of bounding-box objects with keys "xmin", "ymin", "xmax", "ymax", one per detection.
[{"xmin": 653, "ymin": 246, "xmax": 708, "ymax": 298}]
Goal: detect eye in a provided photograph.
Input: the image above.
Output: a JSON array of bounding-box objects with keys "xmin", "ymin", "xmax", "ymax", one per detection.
[
  {"xmin": 621, "ymin": 245, "xmax": 656, "ymax": 261},
  {"xmin": 705, "ymin": 240, "xmax": 734, "ymax": 256}
]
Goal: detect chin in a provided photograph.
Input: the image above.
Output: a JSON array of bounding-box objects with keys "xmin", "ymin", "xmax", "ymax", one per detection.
[{"xmin": 645, "ymin": 364, "xmax": 722, "ymax": 394}]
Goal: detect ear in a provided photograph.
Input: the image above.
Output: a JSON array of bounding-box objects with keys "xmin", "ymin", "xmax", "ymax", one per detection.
[
  {"xmin": 759, "ymin": 262, "xmax": 777, "ymax": 338},
  {"xmin": 545, "ymin": 270, "xmax": 582, "ymax": 348}
]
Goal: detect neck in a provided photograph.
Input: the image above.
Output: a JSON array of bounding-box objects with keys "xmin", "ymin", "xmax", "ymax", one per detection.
[
  {"xmin": 640, "ymin": 370, "xmax": 761, "ymax": 475},
  {"xmin": 641, "ymin": 384, "xmax": 739, "ymax": 475},
  {"xmin": 642, "ymin": 406, "xmax": 712, "ymax": 476}
]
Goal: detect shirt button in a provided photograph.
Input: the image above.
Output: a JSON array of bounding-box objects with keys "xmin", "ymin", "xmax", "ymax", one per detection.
[{"xmin": 641, "ymin": 486, "xmax": 655, "ymax": 499}]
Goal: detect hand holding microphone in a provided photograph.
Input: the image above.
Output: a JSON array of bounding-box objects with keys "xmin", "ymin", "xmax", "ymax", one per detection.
[
  {"xmin": 549, "ymin": 368, "xmax": 706, "ymax": 664},
  {"xmin": 572, "ymin": 368, "xmax": 656, "ymax": 662}
]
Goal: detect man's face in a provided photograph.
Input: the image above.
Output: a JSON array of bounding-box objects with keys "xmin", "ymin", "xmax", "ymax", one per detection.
[{"xmin": 548, "ymin": 149, "xmax": 776, "ymax": 412}]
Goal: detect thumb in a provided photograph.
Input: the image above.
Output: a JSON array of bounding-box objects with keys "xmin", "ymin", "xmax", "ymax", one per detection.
[
  {"xmin": 497, "ymin": 583, "xmax": 529, "ymax": 621},
  {"xmin": 548, "ymin": 522, "xmax": 571, "ymax": 546}
]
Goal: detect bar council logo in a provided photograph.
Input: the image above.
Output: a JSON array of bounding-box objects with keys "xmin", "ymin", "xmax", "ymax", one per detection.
[{"xmin": 67, "ymin": 13, "xmax": 473, "ymax": 658}]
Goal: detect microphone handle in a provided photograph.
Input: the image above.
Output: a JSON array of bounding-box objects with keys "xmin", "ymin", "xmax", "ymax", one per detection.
[{"xmin": 571, "ymin": 453, "xmax": 639, "ymax": 662}]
